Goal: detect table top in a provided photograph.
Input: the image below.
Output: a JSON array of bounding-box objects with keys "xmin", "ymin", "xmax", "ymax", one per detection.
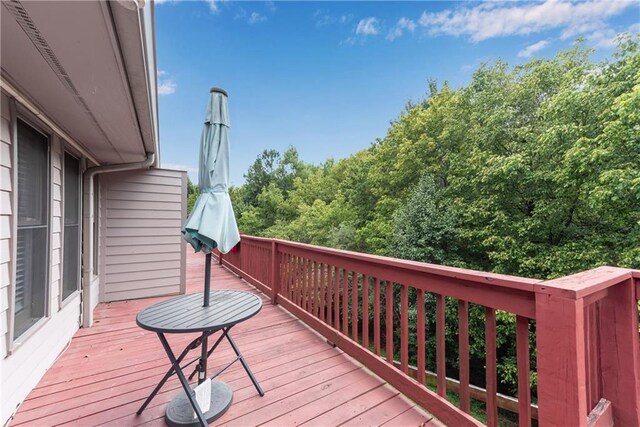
[{"xmin": 136, "ymin": 290, "xmax": 263, "ymax": 334}]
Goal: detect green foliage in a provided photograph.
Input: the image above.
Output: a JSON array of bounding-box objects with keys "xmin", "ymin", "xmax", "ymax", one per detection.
[
  {"xmin": 390, "ymin": 173, "xmax": 459, "ymax": 265},
  {"xmin": 186, "ymin": 177, "xmax": 199, "ymax": 215},
  {"xmin": 229, "ymin": 38, "xmax": 640, "ymax": 401}
]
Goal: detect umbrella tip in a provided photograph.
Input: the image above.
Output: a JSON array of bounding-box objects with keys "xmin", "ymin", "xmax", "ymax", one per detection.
[{"xmin": 210, "ymin": 87, "xmax": 228, "ymax": 96}]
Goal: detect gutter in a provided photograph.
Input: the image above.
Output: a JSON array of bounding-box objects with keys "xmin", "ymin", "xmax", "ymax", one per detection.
[{"xmin": 81, "ymin": 152, "xmax": 155, "ymax": 327}]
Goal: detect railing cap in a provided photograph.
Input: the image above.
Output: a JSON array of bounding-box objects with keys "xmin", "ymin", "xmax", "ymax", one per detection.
[{"xmin": 539, "ymin": 266, "xmax": 633, "ymax": 299}]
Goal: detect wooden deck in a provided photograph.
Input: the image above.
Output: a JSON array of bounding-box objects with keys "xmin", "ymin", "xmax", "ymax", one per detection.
[{"xmin": 10, "ymin": 250, "xmax": 440, "ymax": 426}]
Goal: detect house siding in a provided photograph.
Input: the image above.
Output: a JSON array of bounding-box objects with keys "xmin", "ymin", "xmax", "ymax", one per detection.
[
  {"xmin": 0, "ymin": 92, "xmax": 12, "ymax": 359},
  {"xmin": 101, "ymin": 168, "xmax": 186, "ymax": 302},
  {"xmin": 0, "ymin": 91, "xmax": 81, "ymax": 424}
]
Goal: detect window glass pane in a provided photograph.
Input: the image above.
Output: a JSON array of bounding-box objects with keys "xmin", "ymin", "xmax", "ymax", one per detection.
[
  {"xmin": 15, "ymin": 119, "xmax": 49, "ymax": 339},
  {"xmin": 63, "ymin": 225, "xmax": 79, "ymax": 300},
  {"xmin": 62, "ymin": 153, "xmax": 81, "ymax": 300},
  {"xmin": 17, "ymin": 121, "xmax": 47, "ymax": 227},
  {"xmin": 64, "ymin": 153, "xmax": 79, "ymax": 224}
]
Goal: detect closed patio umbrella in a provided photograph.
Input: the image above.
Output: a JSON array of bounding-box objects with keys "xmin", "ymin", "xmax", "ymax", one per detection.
[
  {"xmin": 183, "ymin": 87, "xmax": 240, "ymax": 258},
  {"xmin": 178, "ymin": 87, "xmax": 239, "ymax": 423}
]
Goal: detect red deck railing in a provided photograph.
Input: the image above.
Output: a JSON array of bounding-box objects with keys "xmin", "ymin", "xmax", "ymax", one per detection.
[{"xmin": 217, "ymin": 235, "xmax": 640, "ymax": 427}]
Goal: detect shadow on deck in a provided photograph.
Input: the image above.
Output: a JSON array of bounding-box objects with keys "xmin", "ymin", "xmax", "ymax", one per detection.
[{"xmin": 10, "ymin": 250, "xmax": 440, "ymax": 426}]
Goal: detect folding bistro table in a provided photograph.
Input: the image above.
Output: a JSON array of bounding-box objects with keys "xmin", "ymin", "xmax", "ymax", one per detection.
[{"xmin": 136, "ymin": 290, "xmax": 264, "ymax": 427}]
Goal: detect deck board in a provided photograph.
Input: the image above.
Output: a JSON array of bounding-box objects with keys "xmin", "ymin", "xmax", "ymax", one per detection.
[{"xmin": 10, "ymin": 250, "xmax": 436, "ymax": 426}]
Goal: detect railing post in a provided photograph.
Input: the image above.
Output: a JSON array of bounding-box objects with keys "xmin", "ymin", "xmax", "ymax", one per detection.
[
  {"xmin": 270, "ymin": 240, "xmax": 279, "ymax": 305},
  {"xmin": 535, "ymin": 292, "xmax": 588, "ymax": 427},
  {"xmin": 598, "ymin": 278, "xmax": 640, "ymax": 426}
]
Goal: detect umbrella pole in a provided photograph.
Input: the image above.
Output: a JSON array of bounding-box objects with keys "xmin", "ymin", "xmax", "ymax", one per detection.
[
  {"xmin": 199, "ymin": 253, "xmax": 212, "ymax": 385},
  {"xmin": 204, "ymin": 253, "xmax": 211, "ymax": 307}
]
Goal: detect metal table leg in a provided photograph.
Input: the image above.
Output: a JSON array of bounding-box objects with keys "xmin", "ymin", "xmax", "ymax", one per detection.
[
  {"xmin": 137, "ymin": 333, "xmax": 205, "ymax": 415},
  {"xmin": 158, "ymin": 333, "xmax": 208, "ymax": 427},
  {"xmin": 225, "ymin": 331, "xmax": 264, "ymax": 396}
]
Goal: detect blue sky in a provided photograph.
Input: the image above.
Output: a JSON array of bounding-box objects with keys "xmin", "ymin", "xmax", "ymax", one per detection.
[{"xmin": 155, "ymin": 0, "xmax": 639, "ymax": 185}]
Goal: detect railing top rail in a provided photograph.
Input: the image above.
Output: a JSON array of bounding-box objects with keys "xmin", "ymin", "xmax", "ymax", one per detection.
[
  {"xmin": 239, "ymin": 234, "xmax": 541, "ymax": 292},
  {"xmin": 238, "ymin": 234, "xmax": 637, "ymax": 301}
]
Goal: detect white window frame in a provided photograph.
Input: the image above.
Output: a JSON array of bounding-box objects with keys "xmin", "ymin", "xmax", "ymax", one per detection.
[{"xmin": 8, "ymin": 101, "xmax": 53, "ymax": 350}]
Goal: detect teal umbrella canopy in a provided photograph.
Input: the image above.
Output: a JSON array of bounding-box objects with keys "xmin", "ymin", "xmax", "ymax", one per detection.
[{"xmin": 182, "ymin": 88, "xmax": 240, "ymax": 254}]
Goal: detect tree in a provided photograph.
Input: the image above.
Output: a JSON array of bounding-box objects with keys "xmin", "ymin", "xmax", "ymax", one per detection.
[
  {"xmin": 186, "ymin": 177, "xmax": 199, "ymax": 214},
  {"xmin": 389, "ymin": 173, "xmax": 458, "ymax": 265}
]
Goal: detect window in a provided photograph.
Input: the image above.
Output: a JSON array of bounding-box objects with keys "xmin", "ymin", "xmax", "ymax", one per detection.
[
  {"xmin": 62, "ymin": 152, "xmax": 81, "ymax": 301},
  {"xmin": 14, "ymin": 119, "xmax": 49, "ymax": 339}
]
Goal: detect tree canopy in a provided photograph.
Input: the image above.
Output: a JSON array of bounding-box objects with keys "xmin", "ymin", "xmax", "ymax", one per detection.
[{"xmin": 232, "ymin": 38, "xmax": 640, "ymax": 279}]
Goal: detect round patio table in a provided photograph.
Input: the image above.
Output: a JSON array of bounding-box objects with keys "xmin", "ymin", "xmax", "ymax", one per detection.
[{"xmin": 135, "ymin": 290, "xmax": 264, "ymax": 427}]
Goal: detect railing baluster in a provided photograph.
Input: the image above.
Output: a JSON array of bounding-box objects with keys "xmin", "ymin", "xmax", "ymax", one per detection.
[
  {"xmin": 334, "ymin": 265, "xmax": 340, "ymax": 331},
  {"xmin": 309, "ymin": 259, "xmax": 314, "ymax": 313},
  {"xmin": 362, "ymin": 274, "xmax": 369, "ymax": 350},
  {"xmin": 386, "ymin": 280, "xmax": 393, "ymax": 364},
  {"xmin": 342, "ymin": 269, "xmax": 348, "ymax": 336},
  {"xmin": 585, "ymin": 306, "xmax": 593, "ymax": 410},
  {"xmin": 281, "ymin": 252, "xmax": 287, "ymax": 298},
  {"xmin": 594, "ymin": 302, "xmax": 602, "ymax": 403},
  {"xmin": 352, "ymin": 273, "xmax": 359, "ymax": 342},
  {"xmin": 458, "ymin": 300, "xmax": 470, "ymax": 414},
  {"xmin": 288, "ymin": 253, "xmax": 293, "ymax": 300},
  {"xmin": 516, "ymin": 315, "xmax": 531, "ymax": 427},
  {"xmin": 287, "ymin": 254, "xmax": 292, "ymax": 302},
  {"xmin": 298, "ymin": 256, "xmax": 303, "ymax": 307},
  {"xmin": 305, "ymin": 258, "xmax": 311, "ymax": 312},
  {"xmin": 436, "ymin": 294, "xmax": 446, "ymax": 397},
  {"xmin": 417, "ymin": 289, "xmax": 425, "ymax": 385},
  {"xmin": 486, "ymin": 307, "xmax": 498, "ymax": 427},
  {"xmin": 326, "ymin": 265, "xmax": 333, "ymax": 326},
  {"xmin": 293, "ymin": 256, "xmax": 302, "ymax": 307},
  {"xmin": 281, "ymin": 252, "xmax": 286, "ymax": 298},
  {"xmin": 312, "ymin": 261, "xmax": 318, "ymax": 316},
  {"xmin": 319, "ymin": 263, "xmax": 325, "ymax": 321},
  {"xmin": 401, "ymin": 284, "xmax": 409, "ymax": 374},
  {"xmin": 374, "ymin": 277, "xmax": 381, "ymax": 356}
]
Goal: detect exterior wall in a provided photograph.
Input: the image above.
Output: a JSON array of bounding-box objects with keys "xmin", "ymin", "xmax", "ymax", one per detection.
[
  {"xmin": 0, "ymin": 91, "xmax": 81, "ymax": 424},
  {"xmin": 0, "ymin": 91, "xmax": 12, "ymax": 360},
  {"xmin": 101, "ymin": 168, "xmax": 186, "ymax": 302}
]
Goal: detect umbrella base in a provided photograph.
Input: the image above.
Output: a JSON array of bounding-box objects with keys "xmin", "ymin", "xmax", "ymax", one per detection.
[{"xmin": 165, "ymin": 381, "xmax": 233, "ymax": 427}]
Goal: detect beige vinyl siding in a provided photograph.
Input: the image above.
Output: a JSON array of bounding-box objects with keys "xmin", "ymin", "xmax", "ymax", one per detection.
[
  {"xmin": 101, "ymin": 168, "xmax": 186, "ymax": 302},
  {"xmin": 0, "ymin": 91, "xmax": 81, "ymax": 424},
  {"xmin": 0, "ymin": 93, "xmax": 12, "ymax": 359},
  {"xmin": 50, "ymin": 138, "xmax": 62, "ymax": 309}
]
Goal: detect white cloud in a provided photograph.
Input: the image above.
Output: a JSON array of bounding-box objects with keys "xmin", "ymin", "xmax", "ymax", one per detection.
[
  {"xmin": 234, "ymin": 8, "xmax": 247, "ymax": 20},
  {"xmin": 387, "ymin": 17, "xmax": 416, "ymax": 41},
  {"xmin": 157, "ymin": 70, "xmax": 176, "ymax": 96},
  {"xmin": 206, "ymin": 0, "xmax": 219, "ymax": 14},
  {"xmin": 235, "ymin": 9, "xmax": 267, "ymax": 24},
  {"xmin": 418, "ymin": 0, "xmax": 635, "ymax": 42},
  {"xmin": 518, "ymin": 40, "xmax": 549, "ymax": 57},
  {"xmin": 248, "ymin": 12, "xmax": 267, "ymax": 24},
  {"xmin": 339, "ymin": 14, "xmax": 353, "ymax": 24},
  {"xmin": 315, "ymin": 11, "xmax": 353, "ymax": 28},
  {"xmin": 586, "ymin": 28, "xmax": 632, "ymax": 49},
  {"xmin": 355, "ymin": 17, "xmax": 379, "ymax": 36},
  {"xmin": 264, "ymin": 1, "xmax": 276, "ymax": 13},
  {"xmin": 158, "ymin": 80, "xmax": 176, "ymax": 95}
]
